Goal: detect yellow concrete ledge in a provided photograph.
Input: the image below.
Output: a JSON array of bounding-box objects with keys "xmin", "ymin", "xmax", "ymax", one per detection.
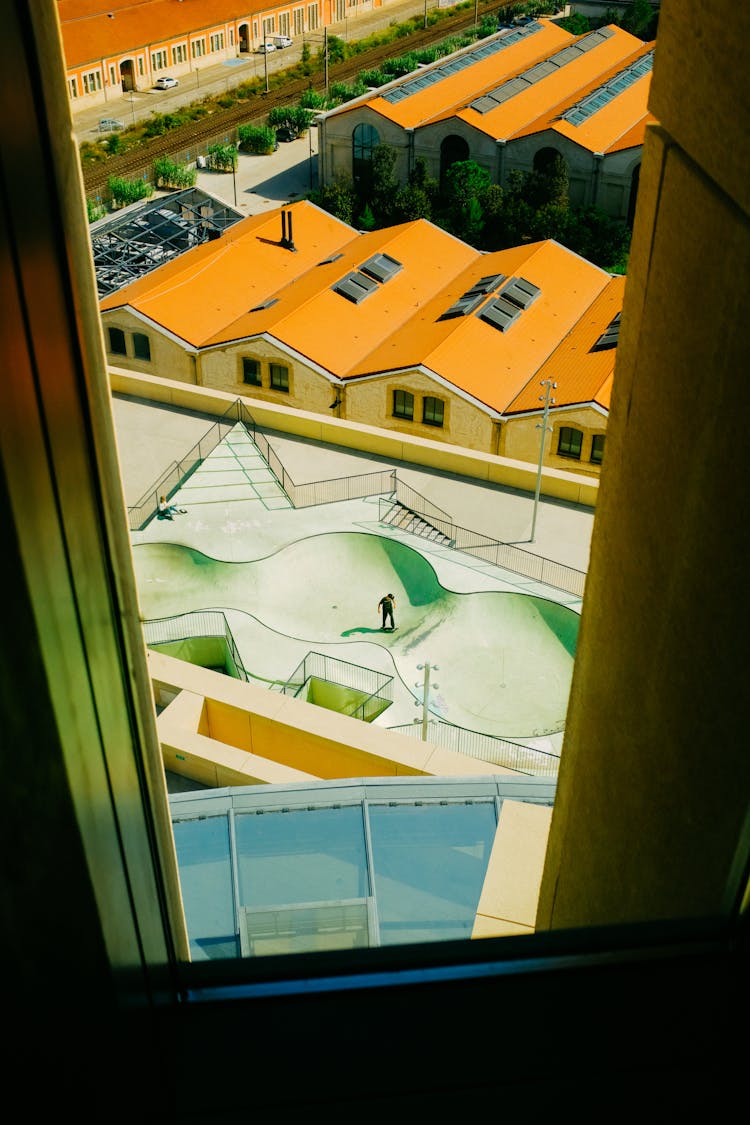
[
  {"xmin": 150, "ymin": 650, "xmax": 516, "ymax": 787},
  {"xmin": 472, "ymin": 800, "xmax": 553, "ymax": 938},
  {"xmin": 110, "ymin": 368, "xmax": 599, "ymax": 508}
]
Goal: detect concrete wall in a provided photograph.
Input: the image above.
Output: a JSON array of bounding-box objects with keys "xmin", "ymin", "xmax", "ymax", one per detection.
[
  {"xmin": 536, "ymin": 0, "xmax": 750, "ymax": 930},
  {"xmin": 502, "ymin": 404, "xmax": 607, "ymax": 478},
  {"xmin": 109, "ymin": 366, "xmax": 600, "ymax": 505}
]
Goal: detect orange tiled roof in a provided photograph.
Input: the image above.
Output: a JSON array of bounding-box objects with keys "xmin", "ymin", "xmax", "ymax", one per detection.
[
  {"xmin": 58, "ymin": 0, "xmax": 264, "ymax": 66},
  {"xmin": 101, "ymin": 200, "xmax": 622, "ymax": 418},
  {"xmin": 507, "ymin": 274, "xmax": 626, "ymax": 414}
]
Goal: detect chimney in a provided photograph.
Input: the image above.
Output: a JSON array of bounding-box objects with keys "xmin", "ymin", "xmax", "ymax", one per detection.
[{"xmin": 280, "ymin": 208, "xmax": 296, "ymax": 252}]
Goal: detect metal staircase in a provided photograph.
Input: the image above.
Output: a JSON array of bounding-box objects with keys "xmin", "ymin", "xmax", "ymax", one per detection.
[{"xmin": 380, "ymin": 499, "xmax": 455, "ymax": 547}]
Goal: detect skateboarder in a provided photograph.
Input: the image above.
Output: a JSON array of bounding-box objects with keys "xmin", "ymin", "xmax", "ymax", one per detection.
[{"xmin": 378, "ymin": 592, "xmax": 396, "ymax": 630}]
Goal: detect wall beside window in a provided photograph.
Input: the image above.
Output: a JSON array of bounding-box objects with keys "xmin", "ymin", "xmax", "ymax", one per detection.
[{"xmin": 501, "ymin": 408, "xmax": 606, "ymax": 478}]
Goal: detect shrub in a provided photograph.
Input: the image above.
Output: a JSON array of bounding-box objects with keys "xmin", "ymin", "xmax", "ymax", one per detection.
[
  {"xmin": 153, "ymin": 157, "xmax": 197, "ymax": 189},
  {"xmin": 86, "ymin": 198, "xmax": 106, "ymax": 223},
  {"xmin": 206, "ymin": 143, "xmax": 238, "ymax": 171},
  {"xmin": 107, "ymin": 176, "xmax": 153, "ymax": 208},
  {"xmin": 237, "ymin": 126, "xmax": 276, "ymax": 155}
]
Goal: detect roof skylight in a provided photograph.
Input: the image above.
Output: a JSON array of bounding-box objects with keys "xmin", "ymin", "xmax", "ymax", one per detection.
[
  {"xmin": 439, "ymin": 273, "xmax": 506, "ymax": 320},
  {"xmin": 562, "ymin": 49, "xmax": 654, "ymax": 126},
  {"xmin": 381, "ymin": 20, "xmax": 542, "ymax": 105},
  {"xmin": 592, "ymin": 311, "xmax": 621, "ymax": 350}
]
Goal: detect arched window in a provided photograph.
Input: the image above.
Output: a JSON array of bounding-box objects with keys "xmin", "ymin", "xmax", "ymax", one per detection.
[
  {"xmin": 352, "ymin": 123, "xmax": 379, "ymax": 190},
  {"xmin": 533, "ymin": 146, "xmax": 563, "ymax": 174},
  {"xmin": 439, "ymin": 135, "xmax": 470, "ymax": 188},
  {"xmin": 557, "ymin": 426, "xmax": 583, "ymax": 460}
]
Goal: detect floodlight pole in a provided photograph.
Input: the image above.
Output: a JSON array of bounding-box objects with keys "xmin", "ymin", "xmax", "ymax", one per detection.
[
  {"xmin": 531, "ymin": 378, "xmax": 556, "ymax": 543},
  {"xmin": 416, "ymin": 662, "xmax": 439, "ymax": 741},
  {"xmin": 424, "ymin": 0, "xmax": 428, "ymax": 29},
  {"xmin": 324, "ymin": 26, "xmax": 329, "ymax": 97}
]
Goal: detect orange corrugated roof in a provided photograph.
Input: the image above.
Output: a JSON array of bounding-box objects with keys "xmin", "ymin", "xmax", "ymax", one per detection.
[
  {"xmin": 102, "ymin": 201, "xmax": 621, "ymax": 419},
  {"xmin": 100, "ymin": 202, "xmax": 358, "ymax": 345},
  {"xmin": 456, "ymin": 31, "xmax": 653, "ymax": 156},
  {"xmin": 366, "ymin": 20, "xmax": 573, "ymax": 131},
  {"xmin": 507, "ymin": 274, "xmax": 626, "ymax": 414},
  {"xmin": 58, "ymin": 0, "xmax": 263, "ymax": 66}
]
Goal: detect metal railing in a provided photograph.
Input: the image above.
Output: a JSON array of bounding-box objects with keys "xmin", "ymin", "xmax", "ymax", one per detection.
[
  {"xmin": 142, "ymin": 609, "xmax": 248, "ymax": 681},
  {"xmin": 380, "ymin": 479, "xmax": 586, "ymax": 597},
  {"xmin": 279, "ymin": 651, "xmax": 393, "ymax": 723},
  {"xmin": 389, "ymin": 719, "xmax": 560, "ymax": 778},
  {"xmin": 129, "ymin": 397, "xmax": 585, "ymax": 595}
]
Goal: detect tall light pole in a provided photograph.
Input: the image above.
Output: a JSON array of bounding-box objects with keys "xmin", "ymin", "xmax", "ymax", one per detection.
[
  {"xmin": 530, "ymin": 378, "xmax": 556, "ymax": 543},
  {"xmin": 424, "ymin": 0, "xmax": 428, "ymax": 30},
  {"xmin": 415, "ymin": 662, "xmax": 439, "ymax": 742}
]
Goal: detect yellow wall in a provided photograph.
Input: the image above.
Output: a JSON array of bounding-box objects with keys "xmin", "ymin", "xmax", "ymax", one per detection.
[
  {"xmin": 502, "ymin": 406, "xmax": 607, "ymax": 478},
  {"xmin": 109, "ymin": 366, "xmax": 600, "ymax": 506}
]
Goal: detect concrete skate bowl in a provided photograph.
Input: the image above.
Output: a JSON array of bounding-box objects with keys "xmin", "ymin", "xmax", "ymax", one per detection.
[{"xmin": 133, "ymin": 532, "xmax": 579, "ymax": 738}]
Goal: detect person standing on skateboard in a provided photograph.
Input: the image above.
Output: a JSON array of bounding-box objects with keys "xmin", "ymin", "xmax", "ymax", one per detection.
[{"xmin": 378, "ymin": 593, "xmax": 396, "ymax": 631}]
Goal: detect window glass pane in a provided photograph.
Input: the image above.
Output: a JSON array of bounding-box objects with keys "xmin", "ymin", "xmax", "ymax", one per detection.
[
  {"xmin": 591, "ymin": 434, "xmax": 605, "ymax": 463},
  {"xmin": 270, "ymin": 364, "xmax": 289, "ymax": 391},
  {"xmin": 393, "ymin": 389, "xmax": 413, "ymax": 419},
  {"xmin": 133, "ymin": 332, "xmax": 150, "ymax": 361},
  {"xmin": 235, "ymin": 805, "xmax": 369, "ymax": 907},
  {"xmin": 367, "ymin": 801, "xmax": 497, "ymax": 946},
  {"xmin": 242, "ymin": 358, "xmax": 261, "ymax": 385},
  {"xmin": 172, "ymin": 815, "xmax": 237, "ymax": 961},
  {"xmin": 423, "ymin": 397, "xmax": 444, "ymax": 426},
  {"xmin": 108, "ymin": 327, "xmax": 126, "ymax": 355},
  {"xmin": 558, "ymin": 426, "xmax": 582, "ymax": 458}
]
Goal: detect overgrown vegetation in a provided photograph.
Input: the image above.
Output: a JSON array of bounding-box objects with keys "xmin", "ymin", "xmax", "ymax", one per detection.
[
  {"xmin": 153, "ymin": 156, "xmax": 197, "ymax": 189},
  {"xmin": 309, "ymin": 147, "xmax": 631, "ymax": 273},
  {"xmin": 205, "ymin": 143, "xmax": 238, "ymax": 172},
  {"xmin": 237, "ymin": 124, "xmax": 277, "ymax": 154},
  {"xmin": 107, "ymin": 175, "xmax": 154, "ymax": 208}
]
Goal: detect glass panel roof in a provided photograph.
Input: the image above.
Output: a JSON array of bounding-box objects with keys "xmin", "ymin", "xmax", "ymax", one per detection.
[{"xmin": 170, "ymin": 777, "xmax": 555, "ymax": 961}]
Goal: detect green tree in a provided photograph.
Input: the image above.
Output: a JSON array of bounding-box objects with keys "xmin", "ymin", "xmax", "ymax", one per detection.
[
  {"xmin": 368, "ymin": 144, "xmax": 399, "ymax": 225},
  {"xmin": 357, "ymin": 203, "xmax": 376, "ymax": 230},
  {"xmin": 308, "ymin": 175, "xmax": 357, "ymax": 225},
  {"xmin": 393, "ymin": 158, "xmax": 439, "ymax": 223},
  {"xmin": 436, "ymin": 160, "xmax": 494, "ymax": 243}
]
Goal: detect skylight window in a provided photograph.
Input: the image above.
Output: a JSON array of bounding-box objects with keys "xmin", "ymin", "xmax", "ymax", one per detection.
[
  {"xmin": 478, "ymin": 296, "xmax": 521, "ymax": 332},
  {"xmin": 592, "ymin": 311, "xmax": 621, "ymax": 350},
  {"xmin": 360, "ymin": 253, "xmax": 402, "ymax": 283},
  {"xmin": 439, "ymin": 274, "xmax": 506, "ymax": 320},
  {"xmin": 562, "ymin": 50, "xmax": 654, "ymax": 126},
  {"xmin": 332, "ymin": 271, "xmax": 380, "ymax": 304},
  {"xmin": 500, "ymin": 276, "xmax": 541, "ymax": 310},
  {"xmin": 249, "ymin": 298, "xmax": 279, "ymax": 312},
  {"xmin": 380, "ymin": 20, "xmax": 542, "ymax": 105}
]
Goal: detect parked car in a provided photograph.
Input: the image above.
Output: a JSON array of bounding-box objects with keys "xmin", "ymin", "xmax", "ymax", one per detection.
[
  {"xmin": 273, "ymin": 36, "xmax": 293, "ymax": 49},
  {"xmin": 98, "ymin": 118, "xmax": 123, "ymax": 132},
  {"xmin": 155, "ymin": 76, "xmax": 179, "ymax": 89},
  {"xmin": 275, "ymin": 126, "xmax": 298, "ymax": 143},
  {"xmin": 256, "ymin": 41, "xmax": 276, "ymax": 53}
]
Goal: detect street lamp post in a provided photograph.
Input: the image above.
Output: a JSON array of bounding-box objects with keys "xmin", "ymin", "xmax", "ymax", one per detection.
[
  {"xmin": 530, "ymin": 378, "xmax": 557, "ymax": 543},
  {"xmin": 415, "ymin": 662, "xmax": 439, "ymax": 742},
  {"xmin": 424, "ymin": 0, "xmax": 428, "ymax": 30}
]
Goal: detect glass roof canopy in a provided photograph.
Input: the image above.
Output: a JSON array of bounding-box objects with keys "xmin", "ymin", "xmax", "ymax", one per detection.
[{"xmin": 169, "ymin": 775, "xmax": 556, "ymax": 961}]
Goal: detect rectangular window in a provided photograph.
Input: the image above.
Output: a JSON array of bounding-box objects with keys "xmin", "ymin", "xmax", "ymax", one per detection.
[
  {"xmin": 191, "ymin": 39, "xmax": 206, "ymax": 59},
  {"xmin": 591, "ymin": 434, "xmax": 605, "ymax": 464},
  {"xmin": 138, "ymin": 57, "xmax": 144, "ymax": 76},
  {"xmin": 293, "ymin": 9, "xmax": 304, "ymax": 36},
  {"xmin": 151, "ymin": 50, "xmax": 168, "ymax": 71},
  {"xmin": 108, "ymin": 327, "xmax": 127, "ymax": 356},
  {"xmin": 109, "ymin": 66, "xmax": 116, "ymax": 85},
  {"xmin": 279, "ymin": 13, "xmax": 291, "ymax": 35},
  {"xmin": 210, "ymin": 33, "xmax": 225, "ymax": 53},
  {"xmin": 242, "ymin": 358, "xmax": 262, "ymax": 387},
  {"xmin": 393, "ymin": 390, "xmax": 414, "ymax": 421},
  {"xmin": 557, "ymin": 426, "xmax": 583, "ymax": 459},
  {"xmin": 307, "ymin": 5, "xmax": 319, "ymax": 31},
  {"xmin": 172, "ymin": 44, "xmax": 187, "ymax": 65},
  {"xmin": 422, "ymin": 396, "xmax": 445, "ymax": 428},
  {"xmin": 132, "ymin": 333, "xmax": 151, "ymax": 362},
  {"xmin": 68, "ymin": 77, "xmax": 78, "ymax": 99},
  {"xmin": 269, "ymin": 363, "xmax": 289, "ymax": 392},
  {"xmin": 82, "ymin": 70, "xmax": 102, "ymax": 94}
]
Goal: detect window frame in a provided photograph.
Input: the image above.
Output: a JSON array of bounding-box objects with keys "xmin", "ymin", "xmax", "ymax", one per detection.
[
  {"xmin": 242, "ymin": 357, "xmax": 262, "ymax": 387},
  {"xmin": 269, "ymin": 362, "xmax": 290, "ymax": 393},
  {"xmin": 422, "ymin": 396, "xmax": 445, "ymax": 428},
  {"xmin": 591, "ymin": 433, "xmax": 605, "ymax": 464},
  {"xmin": 132, "ymin": 332, "xmax": 151, "ymax": 362},
  {"xmin": 392, "ymin": 389, "xmax": 414, "ymax": 421},
  {"xmin": 557, "ymin": 425, "xmax": 583, "ymax": 460},
  {"xmin": 108, "ymin": 326, "xmax": 127, "ymax": 356}
]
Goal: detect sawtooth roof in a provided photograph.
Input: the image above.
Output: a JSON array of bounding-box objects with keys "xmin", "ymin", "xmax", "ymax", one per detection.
[
  {"xmin": 100, "ymin": 199, "xmax": 623, "ymax": 419},
  {"xmin": 330, "ymin": 19, "xmax": 656, "ymax": 157}
]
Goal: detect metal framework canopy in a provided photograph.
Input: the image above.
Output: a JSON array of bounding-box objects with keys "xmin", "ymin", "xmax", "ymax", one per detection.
[{"xmin": 90, "ymin": 187, "xmax": 244, "ymax": 298}]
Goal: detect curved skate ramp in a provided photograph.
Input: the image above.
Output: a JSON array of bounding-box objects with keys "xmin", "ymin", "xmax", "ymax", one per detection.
[{"xmin": 134, "ymin": 532, "xmax": 579, "ymax": 738}]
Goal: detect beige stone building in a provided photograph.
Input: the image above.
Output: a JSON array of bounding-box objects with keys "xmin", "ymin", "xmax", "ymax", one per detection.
[
  {"xmin": 100, "ymin": 198, "xmax": 620, "ymax": 475},
  {"xmin": 317, "ymin": 17, "xmax": 654, "ymax": 223}
]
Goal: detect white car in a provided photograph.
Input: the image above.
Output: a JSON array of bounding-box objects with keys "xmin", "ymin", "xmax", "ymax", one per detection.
[
  {"xmin": 155, "ymin": 76, "xmax": 179, "ymax": 89},
  {"xmin": 256, "ymin": 42, "xmax": 276, "ymax": 53}
]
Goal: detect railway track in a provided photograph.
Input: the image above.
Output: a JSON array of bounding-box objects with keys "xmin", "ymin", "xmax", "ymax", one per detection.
[{"xmin": 83, "ymin": 4, "xmax": 516, "ymax": 194}]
